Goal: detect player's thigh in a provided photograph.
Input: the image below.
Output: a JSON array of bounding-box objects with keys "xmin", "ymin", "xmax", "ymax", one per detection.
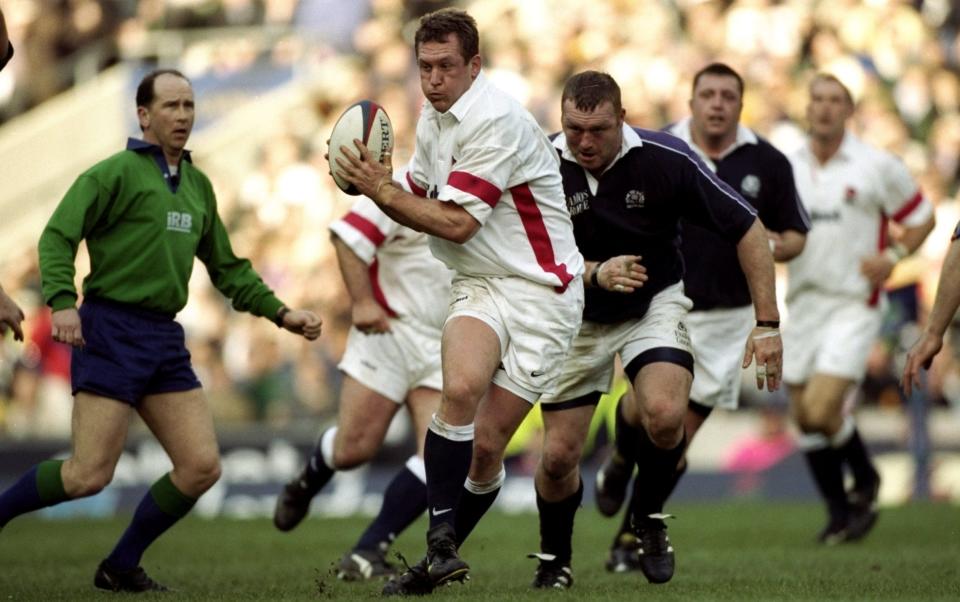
[
  {"xmin": 470, "ymin": 383, "xmax": 532, "ymax": 481},
  {"xmin": 139, "ymin": 387, "xmax": 219, "ymax": 478},
  {"xmin": 335, "ymin": 375, "xmax": 400, "ymax": 456},
  {"xmin": 406, "ymin": 386, "xmax": 441, "ymax": 457},
  {"xmin": 65, "ymin": 391, "xmax": 133, "ymax": 487},
  {"xmin": 441, "ymin": 315, "xmax": 503, "ymax": 403}
]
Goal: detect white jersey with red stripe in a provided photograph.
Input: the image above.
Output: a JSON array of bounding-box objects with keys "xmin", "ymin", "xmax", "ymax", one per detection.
[
  {"xmin": 407, "ymin": 72, "xmax": 584, "ymax": 290},
  {"xmin": 787, "ymin": 132, "xmax": 933, "ymax": 304},
  {"xmin": 329, "ymin": 167, "xmax": 453, "ymax": 330}
]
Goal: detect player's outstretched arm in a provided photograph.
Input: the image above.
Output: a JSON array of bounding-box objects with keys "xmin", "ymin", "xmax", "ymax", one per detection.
[
  {"xmin": 736, "ymin": 218, "xmax": 782, "ymax": 391},
  {"xmin": 277, "ymin": 307, "xmax": 323, "ymax": 341},
  {"xmin": 902, "ymin": 230, "xmax": 960, "ymax": 395}
]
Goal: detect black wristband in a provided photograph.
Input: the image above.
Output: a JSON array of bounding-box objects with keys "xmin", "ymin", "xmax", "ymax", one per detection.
[
  {"xmin": 756, "ymin": 320, "xmax": 780, "ymax": 328},
  {"xmin": 590, "ymin": 262, "xmax": 602, "ymax": 288},
  {"xmin": 275, "ymin": 305, "xmax": 290, "ymax": 328}
]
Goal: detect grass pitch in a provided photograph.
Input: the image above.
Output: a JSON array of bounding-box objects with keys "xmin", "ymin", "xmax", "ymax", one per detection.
[{"xmin": 0, "ymin": 502, "xmax": 957, "ymax": 601}]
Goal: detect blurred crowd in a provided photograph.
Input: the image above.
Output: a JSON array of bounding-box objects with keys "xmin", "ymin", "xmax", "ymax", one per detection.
[{"xmin": 3, "ymin": 0, "xmax": 960, "ymax": 444}]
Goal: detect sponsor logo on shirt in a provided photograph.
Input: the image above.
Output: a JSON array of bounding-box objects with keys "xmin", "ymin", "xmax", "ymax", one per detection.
[
  {"xmin": 809, "ymin": 209, "xmax": 842, "ymax": 222},
  {"xmin": 844, "ymin": 186, "xmax": 858, "ymax": 204},
  {"xmin": 166, "ymin": 211, "xmax": 193, "ymax": 233},
  {"xmin": 675, "ymin": 321, "xmax": 691, "ymax": 348},
  {"xmin": 625, "ymin": 189, "xmax": 645, "ymax": 209},
  {"xmin": 740, "ymin": 175, "xmax": 761, "ymax": 198},
  {"xmin": 566, "ymin": 191, "xmax": 591, "ymax": 216}
]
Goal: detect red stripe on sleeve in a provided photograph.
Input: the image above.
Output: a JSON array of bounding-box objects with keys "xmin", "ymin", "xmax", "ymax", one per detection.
[
  {"xmin": 369, "ymin": 258, "xmax": 398, "ymax": 317},
  {"xmin": 449, "ymin": 171, "xmax": 502, "ymax": 208},
  {"xmin": 511, "ymin": 184, "xmax": 574, "ymax": 292},
  {"xmin": 406, "ymin": 172, "xmax": 428, "ymax": 197},
  {"xmin": 891, "ymin": 190, "xmax": 923, "ymax": 223},
  {"xmin": 343, "ymin": 212, "xmax": 387, "ymax": 247}
]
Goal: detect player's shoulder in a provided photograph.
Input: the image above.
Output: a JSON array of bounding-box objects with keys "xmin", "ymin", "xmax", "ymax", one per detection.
[{"xmin": 632, "ymin": 127, "xmax": 701, "ymax": 167}]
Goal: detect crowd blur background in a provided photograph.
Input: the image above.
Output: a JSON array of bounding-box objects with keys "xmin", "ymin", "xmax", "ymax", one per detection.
[{"xmin": 1, "ymin": 0, "xmax": 959, "ymax": 500}]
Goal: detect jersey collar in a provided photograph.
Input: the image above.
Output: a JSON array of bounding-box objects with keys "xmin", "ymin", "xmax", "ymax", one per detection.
[
  {"xmin": 553, "ymin": 123, "xmax": 643, "ymax": 174},
  {"xmin": 426, "ymin": 71, "xmax": 488, "ymax": 124},
  {"xmin": 669, "ymin": 117, "xmax": 757, "ymax": 168},
  {"xmin": 126, "ymin": 138, "xmax": 192, "ymax": 193}
]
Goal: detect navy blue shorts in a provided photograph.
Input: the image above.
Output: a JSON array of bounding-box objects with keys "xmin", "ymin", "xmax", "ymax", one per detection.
[{"xmin": 71, "ymin": 297, "xmax": 201, "ymax": 406}]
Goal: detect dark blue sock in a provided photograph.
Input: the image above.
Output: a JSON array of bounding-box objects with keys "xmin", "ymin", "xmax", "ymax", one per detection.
[
  {"xmin": 454, "ymin": 482, "xmax": 501, "ymax": 547},
  {"xmin": 0, "ymin": 460, "xmax": 68, "ymax": 527},
  {"xmin": 536, "ymin": 480, "xmax": 583, "ymax": 566},
  {"xmin": 424, "ymin": 428, "xmax": 472, "ymax": 530},
  {"xmin": 355, "ymin": 464, "xmax": 427, "ymax": 552},
  {"xmin": 106, "ymin": 473, "xmax": 195, "ymax": 570}
]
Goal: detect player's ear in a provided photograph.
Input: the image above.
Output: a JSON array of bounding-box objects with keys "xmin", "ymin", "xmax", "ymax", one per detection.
[
  {"xmin": 137, "ymin": 106, "xmax": 150, "ymax": 132},
  {"xmin": 469, "ymin": 55, "xmax": 481, "ymax": 79}
]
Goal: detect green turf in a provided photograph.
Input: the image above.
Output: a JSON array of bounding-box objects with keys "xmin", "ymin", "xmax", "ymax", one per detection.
[{"xmin": 0, "ymin": 502, "xmax": 958, "ymax": 600}]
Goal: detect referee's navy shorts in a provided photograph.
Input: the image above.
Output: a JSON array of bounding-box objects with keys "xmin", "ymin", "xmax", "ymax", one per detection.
[{"xmin": 71, "ymin": 297, "xmax": 201, "ymax": 406}]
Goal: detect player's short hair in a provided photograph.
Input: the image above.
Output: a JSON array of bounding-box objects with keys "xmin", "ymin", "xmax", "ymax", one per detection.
[
  {"xmin": 562, "ymin": 71, "xmax": 622, "ymax": 115},
  {"xmin": 692, "ymin": 62, "xmax": 744, "ymax": 98},
  {"xmin": 810, "ymin": 73, "xmax": 854, "ymax": 106},
  {"xmin": 136, "ymin": 68, "xmax": 190, "ymax": 109},
  {"xmin": 415, "ymin": 8, "xmax": 479, "ymax": 64}
]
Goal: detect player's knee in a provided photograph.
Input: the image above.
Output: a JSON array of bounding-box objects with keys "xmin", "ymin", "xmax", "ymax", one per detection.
[
  {"xmin": 795, "ymin": 409, "xmax": 836, "ymax": 435},
  {"xmin": 471, "ymin": 436, "xmax": 505, "ymax": 475},
  {"xmin": 179, "ymin": 456, "xmax": 221, "ymax": 494},
  {"xmin": 642, "ymin": 399, "xmax": 685, "ymax": 446},
  {"xmin": 71, "ymin": 467, "xmax": 114, "ymax": 498},
  {"xmin": 442, "ymin": 376, "xmax": 485, "ymax": 408},
  {"xmin": 540, "ymin": 441, "xmax": 581, "ymax": 482}
]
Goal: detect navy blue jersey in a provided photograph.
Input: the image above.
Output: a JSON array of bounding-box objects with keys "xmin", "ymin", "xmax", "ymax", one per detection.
[
  {"xmin": 553, "ymin": 125, "xmax": 757, "ymax": 324},
  {"xmin": 668, "ymin": 121, "xmax": 810, "ymax": 310}
]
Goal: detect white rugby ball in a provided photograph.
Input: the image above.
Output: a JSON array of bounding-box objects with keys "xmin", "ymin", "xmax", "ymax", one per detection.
[{"xmin": 328, "ymin": 100, "xmax": 394, "ymax": 196}]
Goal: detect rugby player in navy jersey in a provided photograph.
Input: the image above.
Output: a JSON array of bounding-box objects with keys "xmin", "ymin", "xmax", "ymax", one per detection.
[
  {"xmin": 595, "ymin": 63, "xmax": 810, "ymax": 571},
  {"xmin": 507, "ymin": 70, "xmax": 783, "ymax": 587}
]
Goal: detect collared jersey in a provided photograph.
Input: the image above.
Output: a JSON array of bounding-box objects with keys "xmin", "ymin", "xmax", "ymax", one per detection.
[
  {"xmin": 553, "ymin": 125, "xmax": 758, "ymax": 324},
  {"xmin": 39, "ymin": 139, "xmax": 284, "ymax": 318},
  {"xmin": 408, "ymin": 72, "xmax": 583, "ymax": 290},
  {"xmin": 669, "ymin": 118, "xmax": 810, "ymax": 310},
  {"xmin": 787, "ymin": 132, "xmax": 933, "ymax": 304},
  {"xmin": 329, "ymin": 166, "xmax": 453, "ymax": 330}
]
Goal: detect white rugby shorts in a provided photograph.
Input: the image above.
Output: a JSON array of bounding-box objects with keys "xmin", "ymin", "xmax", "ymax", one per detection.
[
  {"xmin": 686, "ymin": 304, "xmax": 755, "ymax": 410},
  {"xmin": 338, "ymin": 318, "xmax": 443, "ymax": 403},
  {"xmin": 445, "ymin": 274, "xmax": 584, "ymax": 402},
  {"xmin": 782, "ymin": 290, "xmax": 883, "ymax": 384},
  {"xmin": 542, "ymin": 282, "xmax": 694, "ymax": 405}
]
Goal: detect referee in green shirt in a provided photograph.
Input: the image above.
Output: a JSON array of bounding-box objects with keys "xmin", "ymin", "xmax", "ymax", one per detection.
[{"xmin": 0, "ymin": 69, "xmax": 322, "ymax": 592}]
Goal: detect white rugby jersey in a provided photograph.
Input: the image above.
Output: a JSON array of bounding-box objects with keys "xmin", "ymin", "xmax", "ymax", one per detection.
[
  {"xmin": 407, "ymin": 72, "xmax": 584, "ymax": 291},
  {"xmin": 787, "ymin": 132, "xmax": 933, "ymax": 304},
  {"xmin": 329, "ymin": 167, "xmax": 453, "ymax": 330}
]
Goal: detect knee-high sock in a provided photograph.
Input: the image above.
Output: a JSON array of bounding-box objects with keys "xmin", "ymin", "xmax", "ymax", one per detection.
[
  {"xmin": 454, "ymin": 468, "xmax": 505, "ymax": 547},
  {"xmin": 105, "ymin": 473, "xmax": 196, "ymax": 570},
  {"xmin": 355, "ymin": 455, "xmax": 428, "ymax": 553},
  {"xmin": 616, "ymin": 458, "xmax": 687, "ymax": 542},
  {"xmin": 424, "ymin": 415, "xmax": 473, "ymax": 531},
  {"xmin": 801, "ymin": 434, "xmax": 848, "ymax": 521},
  {"xmin": 300, "ymin": 427, "xmax": 337, "ymax": 493},
  {"xmin": 613, "ymin": 395, "xmax": 639, "ymax": 465},
  {"xmin": 536, "ymin": 479, "xmax": 583, "ymax": 566},
  {"xmin": 629, "ymin": 430, "xmax": 687, "ymax": 521},
  {"xmin": 0, "ymin": 460, "xmax": 69, "ymax": 527},
  {"xmin": 832, "ymin": 417, "xmax": 878, "ymax": 489}
]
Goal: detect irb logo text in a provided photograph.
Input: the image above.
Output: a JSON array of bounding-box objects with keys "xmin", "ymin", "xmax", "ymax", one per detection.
[{"xmin": 167, "ymin": 212, "xmax": 192, "ymax": 233}]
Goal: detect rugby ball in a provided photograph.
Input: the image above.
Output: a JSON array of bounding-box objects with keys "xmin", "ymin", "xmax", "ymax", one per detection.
[{"xmin": 328, "ymin": 100, "xmax": 394, "ymax": 195}]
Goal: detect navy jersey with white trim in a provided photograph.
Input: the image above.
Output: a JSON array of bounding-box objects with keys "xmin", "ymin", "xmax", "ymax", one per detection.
[
  {"xmin": 677, "ymin": 132, "xmax": 809, "ymax": 310},
  {"xmin": 554, "ymin": 126, "xmax": 757, "ymax": 324}
]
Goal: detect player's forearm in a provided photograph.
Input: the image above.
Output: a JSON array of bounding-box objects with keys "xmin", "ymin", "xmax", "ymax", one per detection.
[
  {"xmin": 376, "ymin": 185, "xmax": 480, "ymax": 243},
  {"xmin": 897, "ymin": 215, "xmax": 936, "ymax": 255},
  {"xmin": 925, "ymin": 239, "xmax": 960, "ymax": 339},
  {"xmin": 773, "ymin": 230, "xmax": 806, "ymax": 262},
  {"xmin": 332, "ymin": 236, "xmax": 378, "ymax": 305},
  {"xmin": 737, "ymin": 219, "xmax": 780, "ymax": 321}
]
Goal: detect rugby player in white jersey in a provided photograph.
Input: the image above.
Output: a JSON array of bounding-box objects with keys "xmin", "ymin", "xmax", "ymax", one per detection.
[
  {"xmin": 785, "ymin": 74, "xmax": 934, "ymax": 544},
  {"xmin": 334, "ymin": 8, "xmax": 584, "ymax": 594},
  {"xmin": 272, "ymin": 166, "xmax": 451, "ymax": 581}
]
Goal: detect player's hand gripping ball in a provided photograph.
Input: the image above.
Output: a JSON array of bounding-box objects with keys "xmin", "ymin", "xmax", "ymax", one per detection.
[{"xmin": 328, "ymin": 100, "xmax": 394, "ymax": 195}]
